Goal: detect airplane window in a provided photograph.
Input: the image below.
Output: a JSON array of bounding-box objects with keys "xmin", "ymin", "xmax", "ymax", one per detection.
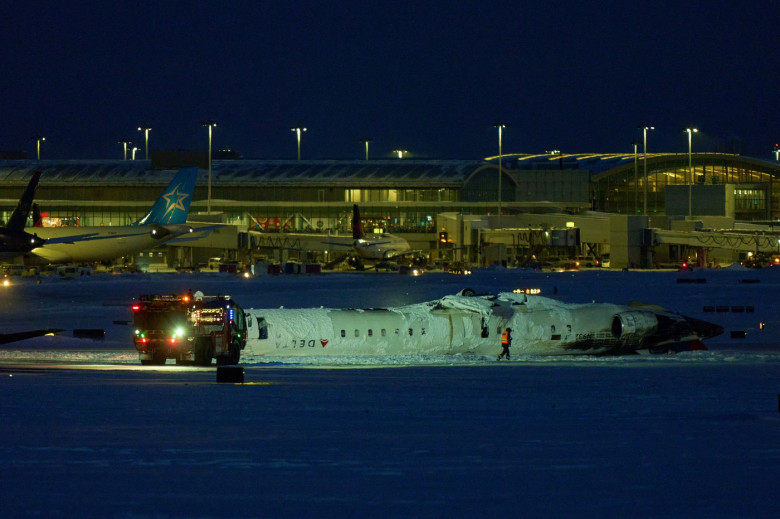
[
  {"xmin": 236, "ymin": 308, "xmax": 246, "ymax": 333},
  {"xmin": 394, "ymin": 328, "xmax": 400, "ymax": 335},
  {"xmin": 341, "ymin": 329, "xmax": 346, "ymax": 338},
  {"xmin": 256, "ymin": 317, "xmax": 267, "ymax": 340},
  {"xmin": 381, "ymin": 329, "xmax": 387, "ymax": 336},
  {"xmin": 421, "ymin": 327, "xmax": 425, "ymax": 335},
  {"xmin": 408, "ymin": 328, "xmax": 413, "ymax": 336},
  {"xmin": 551, "ymin": 325, "xmax": 556, "ymax": 333},
  {"xmin": 368, "ymin": 329, "xmax": 373, "ymax": 337},
  {"xmin": 354, "ymin": 329, "xmax": 359, "ymax": 337}
]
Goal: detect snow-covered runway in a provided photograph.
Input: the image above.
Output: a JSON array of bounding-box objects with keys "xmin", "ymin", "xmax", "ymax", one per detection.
[
  {"xmin": 2, "ymin": 360, "xmax": 778, "ymax": 518},
  {"xmin": 1, "ymin": 268, "xmax": 779, "ymax": 517}
]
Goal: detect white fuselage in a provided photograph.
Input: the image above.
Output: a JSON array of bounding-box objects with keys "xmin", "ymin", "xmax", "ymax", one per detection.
[
  {"xmin": 244, "ymin": 292, "xmax": 693, "ymax": 357},
  {"xmin": 352, "ymin": 235, "xmax": 410, "ymax": 260},
  {"xmin": 27, "ymin": 224, "xmax": 191, "ymax": 264}
]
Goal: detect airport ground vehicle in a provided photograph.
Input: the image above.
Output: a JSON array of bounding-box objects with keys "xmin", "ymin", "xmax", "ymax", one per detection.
[{"xmin": 131, "ymin": 293, "xmax": 248, "ymax": 366}]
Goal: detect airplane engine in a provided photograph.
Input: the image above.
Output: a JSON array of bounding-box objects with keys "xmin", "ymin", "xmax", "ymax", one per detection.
[
  {"xmin": 150, "ymin": 224, "xmax": 192, "ymax": 241},
  {"xmin": 149, "ymin": 224, "xmax": 171, "ymax": 240},
  {"xmin": 611, "ymin": 311, "xmax": 658, "ymax": 340}
]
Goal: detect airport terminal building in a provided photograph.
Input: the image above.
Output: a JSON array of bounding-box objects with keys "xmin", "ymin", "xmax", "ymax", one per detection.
[{"xmin": 1, "ymin": 152, "xmax": 779, "ymax": 269}]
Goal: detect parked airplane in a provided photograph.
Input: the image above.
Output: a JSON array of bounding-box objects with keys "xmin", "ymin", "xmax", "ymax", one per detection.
[
  {"xmin": 25, "ymin": 167, "xmax": 198, "ymax": 265},
  {"xmin": 345, "ymin": 204, "xmax": 411, "ymax": 261},
  {"xmin": 0, "ymin": 171, "xmax": 45, "ymax": 259},
  {"xmin": 248, "ymin": 204, "xmax": 412, "ymax": 269},
  {"xmin": 244, "ymin": 289, "xmax": 723, "ymax": 357}
]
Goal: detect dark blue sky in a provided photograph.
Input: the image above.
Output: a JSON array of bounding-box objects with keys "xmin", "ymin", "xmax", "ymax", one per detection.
[{"xmin": 2, "ymin": 1, "xmax": 778, "ymax": 161}]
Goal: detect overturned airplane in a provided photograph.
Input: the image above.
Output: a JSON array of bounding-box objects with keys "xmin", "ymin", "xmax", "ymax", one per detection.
[{"xmin": 244, "ymin": 289, "xmax": 723, "ymax": 357}]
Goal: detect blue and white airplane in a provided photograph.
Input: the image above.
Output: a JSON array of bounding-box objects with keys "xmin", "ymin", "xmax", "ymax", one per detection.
[{"xmin": 26, "ymin": 167, "xmax": 198, "ymax": 265}]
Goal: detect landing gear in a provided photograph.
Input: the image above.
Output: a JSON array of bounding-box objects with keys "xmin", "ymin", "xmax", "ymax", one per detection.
[{"xmin": 347, "ymin": 256, "xmax": 365, "ymax": 270}]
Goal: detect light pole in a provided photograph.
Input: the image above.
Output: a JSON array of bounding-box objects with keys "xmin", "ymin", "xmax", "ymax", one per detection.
[
  {"xmin": 773, "ymin": 144, "xmax": 779, "ymax": 161},
  {"xmin": 393, "ymin": 149, "xmax": 406, "ymax": 159},
  {"xmin": 33, "ymin": 135, "xmax": 45, "ymax": 160},
  {"xmin": 638, "ymin": 125, "xmax": 654, "ymax": 214},
  {"xmin": 131, "ymin": 146, "xmax": 140, "ymax": 160},
  {"xmin": 202, "ymin": 121, "xmax": 218, "ymax": 214},
  {"xmin": 493, "ymin": 121, "xmax": 507, "ymax": 220},
  {"xmin": 632, "ymin": 141, "xmax": 640, "ymax": 213},
  {"xmin": 360, "ymin": 138, "xmax": 373, "ymax": 160},
  {"xmin": 291, "ymin": 126, "xmax": 306, "ymax": 160},
  {"xmin": 685, "ymin": 127, "xmax": 698, "ymax": 218},
  {"xmin": 118, "ymin": 140, "xmax": 132, "ymax": 160},
  {"xmin": 138, "ymin": 126, "xmax": 152, "ymax": 160}
]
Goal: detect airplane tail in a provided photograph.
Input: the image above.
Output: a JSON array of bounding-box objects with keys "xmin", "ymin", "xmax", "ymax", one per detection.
[
  {"xmin": 6, "ymin": 171, "xmax": 41, "ymax": 231},
  {"xmin": 32, "ymin": 203, "xmax": 43, "ymax": 227},
  {"xmin": 133, "ymin": 167, "xmax": 198, "ymax": 226},
  {"xmin": 352, "ymin": 204, "xmax": 364, "ymax": 240}
]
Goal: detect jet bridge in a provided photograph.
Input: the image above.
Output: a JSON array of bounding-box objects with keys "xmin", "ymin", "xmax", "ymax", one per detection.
[{"xmin": 652, "ymin": 229, "xmax": 780, "ymax": 254}]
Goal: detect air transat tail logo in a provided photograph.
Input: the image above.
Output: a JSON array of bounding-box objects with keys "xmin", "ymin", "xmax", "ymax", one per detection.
[
  {"xmin": 161, "ymin": 183, "xmax": 191, "ymax": 220},
  {"xmin": 320, "ymin": 339, "xmax": 328, "ymax": 347}
]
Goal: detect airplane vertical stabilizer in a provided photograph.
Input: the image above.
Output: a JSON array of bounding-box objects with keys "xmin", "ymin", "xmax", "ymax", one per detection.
[
  {"xmin": 352, "ymin": 204, "xmax": 364, "ymax": 240},
  {"xmin": 32, "ymin": 203, "xmax": 43, "ymax": 227},
  {"xmin": 6, "ymin": 171, "xmax": 41, "ymax": 231},
  {"xmin": 134, "ymin": 167, "xmax": 198, "ymax": 226}
]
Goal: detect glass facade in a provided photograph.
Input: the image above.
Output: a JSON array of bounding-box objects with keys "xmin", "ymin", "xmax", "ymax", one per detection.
[{"xmin": 592, "ymin": 154, "xmax": 779, "ymax": 220}]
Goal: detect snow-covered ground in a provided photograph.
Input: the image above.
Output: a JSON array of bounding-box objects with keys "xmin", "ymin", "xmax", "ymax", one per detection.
[{"xmin": 1, "ymin": 268, "xmax": 779, "ymax": 517}]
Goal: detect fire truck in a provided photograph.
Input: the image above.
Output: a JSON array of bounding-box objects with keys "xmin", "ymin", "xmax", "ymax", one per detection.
[{"xmin": 131, "ymin": 293, "xmax": 248, "ymax": 366}]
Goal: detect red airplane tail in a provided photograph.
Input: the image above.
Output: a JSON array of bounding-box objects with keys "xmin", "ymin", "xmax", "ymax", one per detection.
[{"xmin": 352, "ymin": 204, "xmax": 364, "ymax": 240}]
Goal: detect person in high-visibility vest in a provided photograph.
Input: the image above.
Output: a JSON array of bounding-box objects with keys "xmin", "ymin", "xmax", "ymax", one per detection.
[{"xmin": 497, "ymin": 327, "xmax": 512, "ymax": 361}]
